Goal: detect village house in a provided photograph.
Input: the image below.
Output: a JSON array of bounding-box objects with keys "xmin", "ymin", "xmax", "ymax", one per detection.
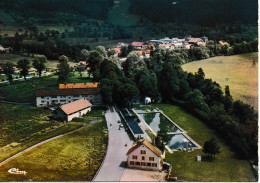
[
  {"xmin": 188, "ymin": 38, "xmax": 205, "ymax": 46},
  {"xmin": 77, "ymin": 61, "xmax": 88, "ymax": 71},
  {"xmin": 54, "ymin": 98, "xmax": 92, "ymax": 122},
  {"xmin": 35, "ymin": 88, "xmax": 102, "ymax": 107},
  {"xmin": 127, "ymin": 139, "xmax": 164, "ymax": 171},
  {"xmin": 59, "ymin": 82, "xmax": 99, "ymax": 89},
  {"xmin": 131, "ymin": 42, "xmax": 145, "ymax": 50},
  {"xmin": 219, "ymin": 40, "xmax": 229, "ymax": 46},
  {"xmin": 28, "ymin": 68, "xmax": 37, "ymax": 75}
]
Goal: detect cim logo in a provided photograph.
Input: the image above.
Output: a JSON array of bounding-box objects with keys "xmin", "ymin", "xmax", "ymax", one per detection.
[{"xmin": 8, "ymin": 168, "xmax": 27, "ymax": 175}]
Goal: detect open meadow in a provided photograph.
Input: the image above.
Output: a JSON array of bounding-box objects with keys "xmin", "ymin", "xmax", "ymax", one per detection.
[
  {"xmin": 0, "ymin": 103, "xmax": 84, "ymax": 162},
  {"xmin": 182, "ymin": 52, "xmax": 258, "ymax": 110},
  {"xmin": 0, "ymin": 120, "xmax": 108, "ymax": 181}
]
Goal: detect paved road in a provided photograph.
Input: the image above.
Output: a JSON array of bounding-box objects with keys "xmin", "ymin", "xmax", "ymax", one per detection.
[{"xmin": 93, "ymin": 106, "xmax": 134, "ymax": 181}]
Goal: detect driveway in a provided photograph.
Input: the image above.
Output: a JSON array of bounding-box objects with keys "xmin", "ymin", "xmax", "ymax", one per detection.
[{"xmin": 93, "ymin": 106, "xmax": 134, "ymax": 181}]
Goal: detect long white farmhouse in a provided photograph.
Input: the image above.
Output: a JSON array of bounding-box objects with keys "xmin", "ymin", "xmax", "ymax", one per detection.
[
  {"xmin": 127, "ymin": 139, "xmax": 164, "ymax": 171},
  {"xmin": 36, "ymin": 88, "xmax": 102, "ymax": 107},
  {"xmin": 54, "ymin": 98, "xmax": 92, "ymax": 122}
]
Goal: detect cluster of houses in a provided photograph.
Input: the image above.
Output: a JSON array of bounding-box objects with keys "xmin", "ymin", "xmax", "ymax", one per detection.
[
  {"xmin": 0, "ymin": 66, "xmax": 38, "ymax": 77},
  {"xmin": 111, "ymin": 35, "xmax": 209, "ymax": 58}
]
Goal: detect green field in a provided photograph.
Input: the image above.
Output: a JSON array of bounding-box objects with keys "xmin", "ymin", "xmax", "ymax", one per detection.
[
  {"xmin": 151, "ymin": 104, "xmax": 256, "ymax": 182},
  {"xmin": 182, "ymin": 52, "xmax": 258, "ymax": 110},
  {"xmin": 0, "ymin": 103, "xmax": 83, "ymax": 162},
  {"xmin": 0, "ymin": 73, "xmax": 93, "ymax": 103},
  {"xmin": 0, "ymin": 121, "xmax": 108, "ymax": 181}
]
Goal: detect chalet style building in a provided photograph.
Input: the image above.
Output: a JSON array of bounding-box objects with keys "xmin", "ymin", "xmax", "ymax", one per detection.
[
  {"xmin": 54, "ymin": 98, "xmax": 92, "ymax": 122},
  {"xmin": 127, "ymin": 139, "xmax": 164, "ymax": 171},
  {"xmin": 36, "ymin": 88, "xmax": 102, "ymax": 107}
]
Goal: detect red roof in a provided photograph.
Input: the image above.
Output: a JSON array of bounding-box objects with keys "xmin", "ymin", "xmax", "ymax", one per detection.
[
  {"xmin": 60, "ymin": 98, "xmax": 92, "ymax": 115},
  {"xmin": 59, "ymin": 83, "xmax": 99, "ymax": 89},
  {"xmin": 132, "ymin": 42, "xmax": 144, "ymax": 47},
  {"xmin": 114, "ymin": 48, "xmax": 121, "ymax": 54},
  {"xmin": 78, "ymin": 61, "xmax": 87, "ymax": 66},
  {"xmin": 188, "ymin": 38, "xmax": 203, "ymax": 43},
  {"xmin": 126, "ymin": 139, "xmax": 162, "ymax": 157}
]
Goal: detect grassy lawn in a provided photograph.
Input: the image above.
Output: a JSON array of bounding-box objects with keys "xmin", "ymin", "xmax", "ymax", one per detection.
[
  {"xmin": 0, "ymin": 74, "xmax": 94, "ymax": 103},
  {"xmin": 151, "ymin": 104, "xmax": 256, "ymax": 182},
  {"xmin": 71, "ymin": 109, "xmax": 105, "ymax": 123},
  {"xmin": 0, "ymin": 121, "xmax": 108, "ymax": 181},
  {"xmin": 0, "ymin": 103, "xmax": 83, "ymax": 162},
  {"xmin": 182, "ymin": 52, "xmax": 258, "ymax": 110}
]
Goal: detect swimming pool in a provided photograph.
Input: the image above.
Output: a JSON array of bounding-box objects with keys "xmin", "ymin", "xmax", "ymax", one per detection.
[
  {"xmin": 164, "ymin": 134, "xmax": 197, "ymax": 150},
  {"xmin": 137, "ymin": 112, "xmax": 182, "ymax": 134}
]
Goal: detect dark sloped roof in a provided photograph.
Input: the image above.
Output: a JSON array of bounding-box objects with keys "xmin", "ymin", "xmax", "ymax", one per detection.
[
  {"xmin": 127, "ymin": 139, "xmax": 162, "ymax": 157},
  {"xmin": 36, "ymin": 88, "xmax": 101, "ymax": 97}
]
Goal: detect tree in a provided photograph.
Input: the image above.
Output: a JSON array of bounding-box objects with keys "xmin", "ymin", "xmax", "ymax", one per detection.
[
  {"xmin": 33, "ymin": 55, "xmax": 47, "ymax": 76},
  {"xmin": 122, "ymin": 52, "xmax": 147, "ymax": 78},
  {"xmin": 3, "ymin": 62, "xmax": 14, "ymax": 84},
  {"xmin": 137, "ymin": 70, "xmax": 158, "ymax": 100},
  {"xmin": 79, "ymin": 49, "xmax": 90, "ymax": 61},
  {"xmin": 87, "ymin": 50, "xmax": 104, "ymax": 78},
  {"xmin": 57, "ymin": 55, "xmax": 70, "ymax": 83},
  {"xmin": 203, "ymin": 138, "xmax": 221, "ymax": 159},
  {"xmin": 195, "ymin": 68, "xmax": 205, "ymax": 79},
  {"xmin": 17, "ymin": 59, "xmax": 30, "ymax": 80}
]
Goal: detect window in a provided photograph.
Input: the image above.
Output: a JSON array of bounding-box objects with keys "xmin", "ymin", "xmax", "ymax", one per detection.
[
  {"xmin": 41, "ymin": 100, "xmax": 45, "ymax": 103},
  {"xmin": 52, "ymin": 96, "xmax": 57, "ymax": 99},
  {"xmin": 141, "ymin": 150, "xmax": 146, "ymax": 154},
  {"xmin": 132, "ymin": 155, "xmax": 137, "ymax": 160},
  {"xmin": 141, "ymin": 162, "xmax": 146, "ymax": 166},
  {"xmin": 152, "ymin": 163, "xmax": 157, "ymax": 167},
  {"xmin": 61, "ymin": 96, "xmax": 66, "ymax": 98},
  {"xmin": 130, "ymin": 161, "xmax": 134, "ymax": 165},
  {"xmin": 149, "ymin": 157, "xmax": 154, "ymax": 161},
  {"xmin": 147, "ymin": 163, "xmax": 151, "ymax": 167},
  {"xmin": 60, "ymin": 100, "xmax": 66, "ymax": 102},
  {"xmin": 135, "ymin": 162, "xmax": 140, "ymax": 166},
  {"xmin": 142, "ymin": 156, "xmax": 145, "ymax": 161},
  {"xmin": 41, "ymin": 97, "xmax": 44, "ymax": 99}
]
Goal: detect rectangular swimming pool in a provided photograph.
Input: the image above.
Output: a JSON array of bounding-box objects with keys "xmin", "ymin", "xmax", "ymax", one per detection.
[{"xmin": 137, "ymin": 112, "xmax": 182, "ymax": 134}]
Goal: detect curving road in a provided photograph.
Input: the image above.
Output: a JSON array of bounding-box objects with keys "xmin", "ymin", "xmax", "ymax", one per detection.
[{"xmin": 93, "ymin": 106, "xmax": 134, "ymax": 181}]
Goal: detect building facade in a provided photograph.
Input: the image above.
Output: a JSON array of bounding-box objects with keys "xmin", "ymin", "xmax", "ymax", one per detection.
[
  {"xmin": 127, "ymin": 139, "xmax": 164, "ymax": 171},
  {"xmin": 54, "ymin": 98, "xmax": 92, "ymax": 122},
  {"xmin": 36, "ymin": 88, "xmax": 102, "ymax": 107}
]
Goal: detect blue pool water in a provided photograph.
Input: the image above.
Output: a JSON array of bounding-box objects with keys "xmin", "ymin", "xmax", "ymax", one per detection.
[{"xmin": 165, "ymin": 134, "xmax": 197, "ymax": 150}]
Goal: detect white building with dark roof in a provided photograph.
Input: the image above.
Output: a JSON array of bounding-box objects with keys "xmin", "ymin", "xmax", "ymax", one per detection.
[{"xmin": 36, "ymin": 88, "xmax": 102, "ymax": 107}]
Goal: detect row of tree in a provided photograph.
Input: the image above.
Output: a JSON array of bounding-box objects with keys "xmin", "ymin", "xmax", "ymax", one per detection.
[{"xmin": 2, "ymin": 55, "xmax": 47, "ymax": 83}]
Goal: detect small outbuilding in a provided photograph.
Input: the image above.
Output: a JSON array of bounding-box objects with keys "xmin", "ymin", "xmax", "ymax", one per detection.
[
  {"xmin": 54, "ymin": 98, "xmax": 92, "ymax": 122},
  {"xmin": 144, "ymin": 97, "xmax": 151, "ymax": 105}
]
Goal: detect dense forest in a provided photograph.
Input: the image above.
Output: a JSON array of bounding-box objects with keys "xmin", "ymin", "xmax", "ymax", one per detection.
[
  {"xmin": 0, "ymin": 0, "xmax": 114, "ymax": 20},
  {"xmin": 130, "ymin": 0, "xmax": 258, "ymax": 26}
]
